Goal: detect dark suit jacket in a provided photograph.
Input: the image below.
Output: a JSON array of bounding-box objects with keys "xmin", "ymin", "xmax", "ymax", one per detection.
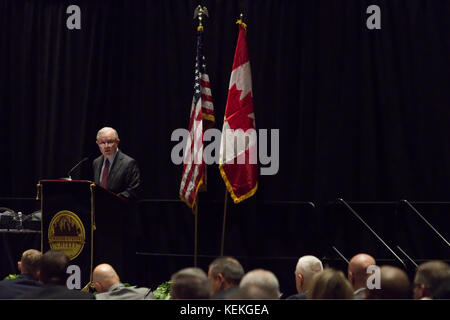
[
  {"xmin": 93, "ymin": 150, "xmax": 141, "ymax": 201},
  {"xmin": 211, "ymin": 287, "xmax": 240, "ymax": 299},
  {"xmin": 286, "ymin": 292, "xmax": 307, "ymax": 299},
  {"xmin": 18, "ymin": 284, "xmax": 95, "ymax": 300},
  {"xmin": 0, "ymin": 274, "xmax": 42, "ymax": 299}
]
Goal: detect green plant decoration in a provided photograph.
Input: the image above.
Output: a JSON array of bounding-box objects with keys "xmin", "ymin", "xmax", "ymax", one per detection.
[{"xmin": 153, "ymin": 280, "xmax": 172, "ymax": 300}]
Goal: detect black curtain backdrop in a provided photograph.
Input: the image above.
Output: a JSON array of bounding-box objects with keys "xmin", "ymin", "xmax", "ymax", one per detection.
[{"xmin": 1, "ymin": 0, "xmax": 450, "ymax": 295}]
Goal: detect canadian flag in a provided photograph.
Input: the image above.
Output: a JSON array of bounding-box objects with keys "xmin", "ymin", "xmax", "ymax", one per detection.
[{"xmin": 219, "ymin": 21, "xmax": 258, "ymax": 203}]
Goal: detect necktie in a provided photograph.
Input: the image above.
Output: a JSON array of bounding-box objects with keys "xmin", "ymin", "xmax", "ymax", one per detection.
[{"xmin": 101, "ymin": 159, "xmax": 109, "ymax": 188}]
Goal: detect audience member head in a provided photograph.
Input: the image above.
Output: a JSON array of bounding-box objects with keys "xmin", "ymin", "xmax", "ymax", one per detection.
[
  {"xmin": 413, "ymin": 260, "xmax": 450, "ymax": 299},
  {"xmin": 239, "ymin": 269, "xmax": 281, "ymax": 299},
  {"xmin": 208, "ymin": 256, "xmax": 244, "ymax": 296},
  {"xmin": 348, "ymin": 253, "xmax": 376, "ymax": 291},
  {"xmin": 170, "ymin": 267, "xmax": 210, "ymax": 299},
  {"xmin": 39, "ymin": 250, "xmax": 70, "ymax": 285},
  {"xmin": 365, "ymin": 265, "xmax": 411, "ymax": 299},
  {"xmin": 18, "ymin": 249, "xmax": 42, "ymax": 280},
  {"xmin": 294, "ymin": 255, "xmax": 323, "ymax": 294},
  {"xmin": 308, "ymin": 268, "xmax": 354, "ymax": 299},
  {"xmin": 92, "ymin": 263, "xmax": 121, "ymax": 293}
]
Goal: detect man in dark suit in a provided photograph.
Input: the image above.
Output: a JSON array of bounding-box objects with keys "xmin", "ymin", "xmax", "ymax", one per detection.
[
  {"xmin": 0, "ymin": 249, "xmax": 42, "ymax": 299},
  {"xmin": 92, "ymin": 127, "xmax": 141, "ymax": 284},
  {"xmin": 93, "ymin": 127, "xmax": 141, "ymax": 201},
  {"xmin": 18, "ymin": 250, "xmax": 94, "ymax": 299}
]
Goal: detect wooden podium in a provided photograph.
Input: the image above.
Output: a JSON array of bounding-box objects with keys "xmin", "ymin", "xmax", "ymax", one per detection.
[{"xmin": 37, "ymin": 180, "xmax": 134, "ymax": 287}]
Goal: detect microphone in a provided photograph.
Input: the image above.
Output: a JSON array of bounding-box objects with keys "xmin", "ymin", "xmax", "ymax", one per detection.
[
  {"xmin": 337, "ymin": 198, "xmax": 408, "ymax": 270},
  {"xmin": 67, "ymin": 157, "xmax": 88, "ymax": 180}
]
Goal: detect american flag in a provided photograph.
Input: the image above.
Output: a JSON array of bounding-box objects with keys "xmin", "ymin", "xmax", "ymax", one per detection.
[{"xmin": 179, "ymin": 29, "xmax": 215, "ymax": 211}]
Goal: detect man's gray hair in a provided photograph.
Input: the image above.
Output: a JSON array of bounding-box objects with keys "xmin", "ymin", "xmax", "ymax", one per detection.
[
  {"xmin": 96, "ymin": 127, "xmax": 119, "ymax": 140},
  {"xmin": 295, "ymin": 255, "xmax": 323, "ymax": 280},
  {"xmin": 239, "ymin": 269, "xmax": 281, "ymax": 298},
  {"xmin": 170, "ymin": 267, "xmax": 210, "ymax": 299},
  {"xmin": 209, "ymin": 256, "xmax": 244, "ymax": 286}
]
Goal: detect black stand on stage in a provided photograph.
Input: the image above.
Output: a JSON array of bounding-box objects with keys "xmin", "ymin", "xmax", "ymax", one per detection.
[{"xmin": 38, "ymin": 180, "xmax": 135, "ymax": 288}]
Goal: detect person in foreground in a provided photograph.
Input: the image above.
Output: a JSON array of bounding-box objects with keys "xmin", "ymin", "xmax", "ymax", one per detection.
[
  {"xmin": 233, "ymin": 268, "xmax": 282, "ymax": 299},
  {"xmin": 365, "ymin": 265, "xmax": 411, "ymax": 299},
  {"xmin": 170, "ymin": 267, "xmax": 211, "ymax": 299},
  {"xmin": 0, "ymin": 249, "xmax": 42, "ymax": 299},
  {"xmin": 208, "ymin": 256, "xmax": 244, "ymax": 299},
  {"xmin": 308, "ymin": 268, "xmax": 354, "ymax": 299},
  {"xmin": 413, "ymin": 260, "xmax": 450, "ymax": 300},
  {"xmin": 18, "ymin": 250, "xmax": 94, "ymax": 299},
  {"xmin": 347, "ymin": 253, "xmax": 376, "ymax": 299},
  {"xmin": 93, "ymin": 263, "xmax": 154, "ymax": 299},
  {"xmin": 286, "ymin": 255, "xmax": 323, "ymax": 299}
]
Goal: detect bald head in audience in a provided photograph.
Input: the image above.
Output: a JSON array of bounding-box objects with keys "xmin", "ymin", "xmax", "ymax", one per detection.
[
  {"xmin": 348, "ymin": 253, "xmax": 376, "ymax": 298},
  {"xmin": 92, "ymin": 264, "xmax": 121, "ymax": 293},
  {"xmin": 365, "ymin": 265, "xmax": 411, "ymax": 299}
]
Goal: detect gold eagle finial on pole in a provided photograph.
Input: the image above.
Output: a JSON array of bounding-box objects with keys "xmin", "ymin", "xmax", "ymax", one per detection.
[{"xmin": 194, "ymin": 5, "xmax": 209, "ymax": 31}]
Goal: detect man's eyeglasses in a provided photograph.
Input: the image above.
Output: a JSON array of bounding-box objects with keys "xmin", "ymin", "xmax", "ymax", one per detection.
[{"xmin": 97, "ymin": 140, "xmax": 117, "ymax": 147}]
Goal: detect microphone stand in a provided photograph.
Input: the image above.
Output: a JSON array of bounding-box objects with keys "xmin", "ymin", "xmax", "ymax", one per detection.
[
  {"xmin": 396, "ymin": 245, "xmax": 418, "ymax": 268},
  {"xmin": 337, "ymin": 198, "xmax": 407, "ymax": 269},
  {"xmin": 67, "ymin": 157, "xmax": 88, "ymax": 180},
  {"xmin": 400, "ymin": 199, "xmax": 450, "ymax": 249},
  {"xmin": 332, "ymin": 246, "xmax": 350, "ymax": 264}
]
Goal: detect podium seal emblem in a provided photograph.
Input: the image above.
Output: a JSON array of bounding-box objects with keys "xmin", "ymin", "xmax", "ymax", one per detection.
[{"xmin": 48, "ymin": 210, "xmax": 86, "ymax": 260}]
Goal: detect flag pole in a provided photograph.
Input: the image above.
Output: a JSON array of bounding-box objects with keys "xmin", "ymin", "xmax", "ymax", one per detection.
[
  {"xmin": 220, "ymin": 189, "xmax": 229, "ymax": 256},
  {"xmin": 194, "ymin": 201, "xmax": 198, "ymax": 267},
  {"xmin": 220, "ymin": 12, "xmax": 246, "ymax": 257},
  {"xmin": 192, "ymin": 5, "xmax": 209, "ymax": 268}
]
